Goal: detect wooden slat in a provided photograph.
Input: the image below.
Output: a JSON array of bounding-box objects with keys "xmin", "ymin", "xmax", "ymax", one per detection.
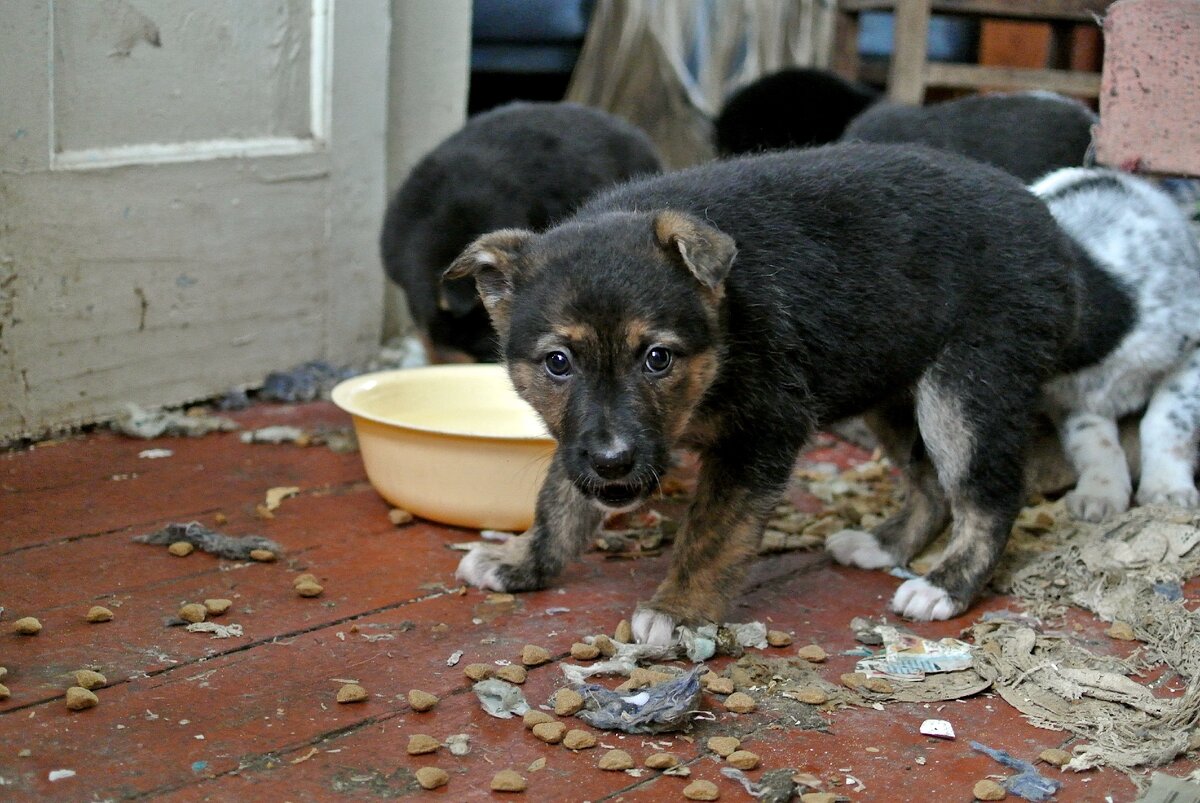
[
  {"xmin": 924, "ymin": 62, "xmax": 1102, "ymax": 95},
  {"xmin": 887, "ymin": 0, "xmax": 934, "ymax": 105}
]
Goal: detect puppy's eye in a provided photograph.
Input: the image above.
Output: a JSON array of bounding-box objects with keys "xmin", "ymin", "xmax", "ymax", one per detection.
[
  {"xmin": 644, "ymin": 346, "xmax": 672, "ymax": 374},
  {"xmin": 544, "ymin": 351, "xmax": 572, "ymax": 378}
]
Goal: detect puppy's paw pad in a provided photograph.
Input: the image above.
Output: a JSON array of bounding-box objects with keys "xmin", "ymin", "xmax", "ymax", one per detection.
[
  {"xmin": 892, "ymin": 578, "xmax": 960, "ymax": 621},
  {"xmin": 1065, "ymin": 489, "xmax": 1128, "ymax": 522},
  {"xmin": 455, "ymin": 545, "xmax": 510, "ymax": 592},
  {"xmin": 826, "ymin": 529, "xmax": 895, "ymax": 570},
  {"xmin": 631, "ymin": 607, "xmax": 677, "ymax": 647},
  {"xmin": 1136, "ymin": 485, "xmax": 1200, "ymax": 510}
]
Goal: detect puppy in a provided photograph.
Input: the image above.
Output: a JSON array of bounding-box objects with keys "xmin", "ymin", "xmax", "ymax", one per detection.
[
  {"xmin": 714, "ymin": 68, "xmax": 880, "ymax": 156},
  {"xmin": 842, "ymin": 91, "xmax": 1097, "ymax": 183},
  {"xmin": 1032, "ymin": 167, "xmax": 1200, "ymax": 520},
  {"xmin": 380, "ymin": 102, "xmax": 662, "ymax": 361},
  {"xmin": 447, "ymin": 143, "xmax": 1108, "ymax": 637}
]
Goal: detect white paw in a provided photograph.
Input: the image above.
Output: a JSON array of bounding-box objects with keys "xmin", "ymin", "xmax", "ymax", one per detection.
[
  {"xmin": 892, "ymin": 578, "xmax": 960, "ymax": 621},
  {"xmin": 826, "ymin": 529, "xmax": 896, "ymax": 570},
  {"xmin": 1136, "ymin": 484, "xmax": 1200, "ymax": 510},
  {"xmin": 1065, "ymin": 488, "xmax": 1129, "ymax": 522},
  {"xmin": 631, "ymin": 606, "xmax": 677, "ymax": 646},
  {"xmin": 455, "ymin": 544, "xmax": 509, "ymax": 591}
]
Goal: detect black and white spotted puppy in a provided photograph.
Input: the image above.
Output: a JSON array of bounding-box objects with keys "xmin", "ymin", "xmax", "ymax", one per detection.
[{"xmin": 1033, "ymin": 168, "xmax": 1200, "ymax": 521}]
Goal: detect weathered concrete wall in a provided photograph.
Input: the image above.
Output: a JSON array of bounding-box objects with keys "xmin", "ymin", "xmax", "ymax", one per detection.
[{"xmin": 1094, "ymin": 0, "xmax": 1200, "ymax": 176}]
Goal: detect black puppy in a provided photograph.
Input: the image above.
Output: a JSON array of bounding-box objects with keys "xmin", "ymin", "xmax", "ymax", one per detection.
[
  {"xmin": 714, "ymin": 68, "xmax": 880, "ymax": 156},
  {"xmin": 448, "ymin": 144, "xmax": 1119, "ymax": 642},
  {"xmin": 842, "ymin": 91, "xmax": 1097, "ymax": 182},
  {"xmin": 380, "ymin": 102, "xmax": 662, "ymax": 361}
]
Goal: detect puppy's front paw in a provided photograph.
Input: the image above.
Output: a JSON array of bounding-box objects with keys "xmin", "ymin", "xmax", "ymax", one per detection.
[
  {"xmin": 826, "ymin": 529, "xmax": 896, "ymax": 570},
  {"xmin": 1136, "ymin": 484, "xmax": 1200, "ymax": 510},
  {"xmin": 892, "ymin": 578, "xmax": 962, "ymax": 621},
  {"xmin": 455, "ymin": 537, "xmax": 541, "ymax": 592},
  {"xmin": 631, "ymin": 606, "xmax": 679, "ymax": 646},
  {"xmin": 1065, "ymin": 488, "xmax": 1129, "ymax": 522}
]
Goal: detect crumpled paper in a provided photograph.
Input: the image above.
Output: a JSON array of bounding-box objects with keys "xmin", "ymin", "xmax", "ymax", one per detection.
[
  {"xmin": 471, "ymin": 679, "xmax": 530, "ymax": 719},
  {"xmin": 574, "ymin": 666, "xmax": 704, "ymax": 733}
]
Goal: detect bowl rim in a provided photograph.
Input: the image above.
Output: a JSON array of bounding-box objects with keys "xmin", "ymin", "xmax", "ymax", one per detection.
[{"xmin": 330, "ymin": 364, "xmax": 556, "ymax": 443}]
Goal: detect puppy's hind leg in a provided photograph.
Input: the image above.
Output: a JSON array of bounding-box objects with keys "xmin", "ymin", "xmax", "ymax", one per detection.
[
  {"xmin": 1137, "ymin": 348, "xmax": 1200, "ymax": 510},
  {"xmin": 456, "ymin": 454, "xmax": 604, "ymax": 592},
  {"xmin": 1059, "ymin": 412, "xmax": 1132, "ymax": 521},
  {"xmin": 892, "ymin": 366, "xmax": 1030, "ymax": 621},
  {"xmin": 828, "ymin": 398, "xmax": 949, "ymax": 570}
]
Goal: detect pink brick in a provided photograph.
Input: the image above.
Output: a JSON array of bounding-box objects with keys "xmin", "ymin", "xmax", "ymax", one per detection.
[{"xmin": 1094, "ymin": 0, "xmax": 1200, "ymax": 176}]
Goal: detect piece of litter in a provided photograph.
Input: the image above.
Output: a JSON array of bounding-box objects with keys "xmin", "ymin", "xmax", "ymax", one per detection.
[
  {"xmin": 138, "ymin": 448, "xmax": 173, "ymax": 459},
  {"xmin": 133, "ymin": 521, "xmax": 282, "ymax": 560},
  {"xmin": 290, "ymin": 747, "xmax": 319, "ymax": 765},
  {"xmin": 264, "ymin": 486, "xmax": 300, "ymax": 512},
  {"xmin": 920, "ymin": 719, "xmax": 955, "ymax": 740},
  {"xmin": 856, "ymin": 625, "xmax": 973, "ymax": 681},
  {"xmin": 185, "ymin": 622, "xmax": 244, "ymax": 639},
  {"xmin": 240, "ymin": 426, "xmax": 311, "ymax": 446},
  {"xmin": 48, "ymin": 770, "xmax": 76, "ymax": 782},
  {"xmin": 114, "ymin": 403, "xmax": 238, "ymax": 439},
  {"xmin": 546, "ymin": 607, "xmax": 571, "ymax": 615},
  {"xmin": 575, "ymin": 666, "xmax": 704, "ymax": 734},
  {"xmin": 971, "ymin": 741, "xmax": 1062, "ymax": 802},
  {"xmin": 447, "ymin": 650, "xmax": 464, "ymax": 666},
  {"xmin": 445, "ymin": 733, "xmax": 471, "ymax": 756},
  {"xmin": 472, "ymin": 679, "xmax": 530, "ymax": 719}
]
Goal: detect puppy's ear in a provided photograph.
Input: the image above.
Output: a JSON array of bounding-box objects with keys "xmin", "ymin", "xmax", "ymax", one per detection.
[
  {"xmin": 653, "ymin": 210, "xmax": 737, "ymax": 291},
  {"xmin": 443, "ymin": 229, "xmax": 534, "ymax": 330}
]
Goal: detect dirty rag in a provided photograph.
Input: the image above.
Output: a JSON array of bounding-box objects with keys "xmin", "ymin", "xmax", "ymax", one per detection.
[{"xmin": 133, "ymin": 522, "xmax": 282, "ymax": 560}]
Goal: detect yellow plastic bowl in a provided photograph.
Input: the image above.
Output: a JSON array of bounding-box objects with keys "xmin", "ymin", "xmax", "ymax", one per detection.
[{"xmin": 331, "ymin": 365, "xmax": 555, "ymax": 532}]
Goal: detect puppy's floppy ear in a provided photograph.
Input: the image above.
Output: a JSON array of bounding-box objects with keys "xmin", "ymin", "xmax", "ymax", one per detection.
[
  {"xmin": 443, "ymin": 229, "xmax": 533, "ymax": 329},
  {"xmin": 653, "ymin": 210, "xmax": 737, "ymax": 291}
]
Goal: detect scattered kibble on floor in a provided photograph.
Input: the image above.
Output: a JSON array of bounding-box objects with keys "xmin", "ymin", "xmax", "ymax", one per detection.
[
  {"xmin": 388, "ymin": 508, "xmax": 414, "ymax": 526},
  {"xmin": 1040, "ymin": 748, "xmax": 1072, "ymax": 767},
  {"xmin": 71, "ymin": 670, "xmax": 106, "ymax": 690},
  {"xmin": 796, "ymin": 644, "xmax": 828, "ymax": 663},
  {"xmin": 408, "ymin": 689, "xmax": 439, "ymax": 712},
  {"xmin": 524, "ymin": 710, "xmax": 555, "ymax": 729},
  {"xmin": 295, "ymin": 580, "xmax": 324, "ymax": 598},
  {"xmin": 520, "ymin": 645, "xmax": 551, "ymax": 666},
  {"xmin": 614, "ymin": 620, "xmax": 633, "ymax": 643},
  {"xmin": 336, "ymin": 683, "xmax": 368, "ymax": 704},
  {"xmin": 683, "ymin": 779, "xmax": 720, "ymax": 800},
  {"xmin": 973, "ymin": 779, "xmax": 1007, "ymax": 800},
  {"xmin": 707, "ymin": 736, "xmax": 740, "ymax": 757},
  {"xmin": 800, "ymin": 793, "xmax": 837, "ymax": 803},
  {"xmin": 178, "ymin": 603, "xmax": 206, "ymax": 624},
  {"xmin": 554, "ymin": 688, "xmax": 584, "ymax": 716},
  {"xmin": 727, "ymin": 750, "xmax": 760, "ymax": 770},
  {"xmin": 563, "ymin": 729, "xmax": 596, "ymax": 750},
  {"xmin": 65, "ymin": 686, "xmax": 98, "ymax": 711},
  {"xmin": 570, "ymin": 642, "xmax": 600, "ymax": 660},
  {"xmin": 645, "ymin": 752, "xmax": 679, "ymax": 769},
  {"xmin": 1106, "ymin": 621, "xmax": 1136, "ymax": 641},
  {"xmin": 249, "ymin": 548, "xmax": 277, "ymax": 562},
  {"xmin": 0, "ymin": 684, "xmax": 10, "ymax": 701},
  {"xmin": 598, "ymin": 749, "xmax": 634, "ymax": 770},
  {"xmin": 415, "ymin": 766, "xmax": 449, "ymax": 790},
  {"xmin": 406, "ymin": 734, "xmax": 439, "ymax": 755},
  {"xmin": 703, "ymin": 673, "xmax": 735, "ymax": 695},
  {"xmin": 464, "ymin": 663, "xmax": 493, "ymax": 681},
  {"xmin": 203, "ymin": 598, "xmax": 232, "ymax": 616},
  {"xmin": 496, "ymin": 665, "xmax": 527, "ymax": 684},
  {"xmin": 85, "ymin": 606, "xmax": 114, "ymax": 623},
  {"xmin": 767, "ymin": 629, "xmax": 793, "ymax": 647},
  {"xmin": 13, "ymin": 617, "xmax": 42, "ymax": 635},
  {"xmin": 490, "ymin": 769, "xmax": 527, "ymax": 792},
  {"xmin": 532, "ymin": 721, "xmax": 567, "ymax": 744},
  {"xmin": 724, "ymin": 692, "xmax": 756, "ymax": 713}
]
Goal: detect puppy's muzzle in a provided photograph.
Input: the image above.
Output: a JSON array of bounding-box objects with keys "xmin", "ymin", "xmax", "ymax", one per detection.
[{"xmin": 577, "ymin": 435, "xmax": 650, "ymax": 510}]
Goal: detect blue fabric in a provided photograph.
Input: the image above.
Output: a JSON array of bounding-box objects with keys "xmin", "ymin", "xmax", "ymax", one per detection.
[{"xmin": 859, "ymin": 11, "xmax": 978, "ymax": 62}]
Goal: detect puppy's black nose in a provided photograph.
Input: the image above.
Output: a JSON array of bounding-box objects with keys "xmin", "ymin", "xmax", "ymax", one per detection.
[{"xmin": 589, "ymin": 444, "xmax": 635, "ymax": 480}]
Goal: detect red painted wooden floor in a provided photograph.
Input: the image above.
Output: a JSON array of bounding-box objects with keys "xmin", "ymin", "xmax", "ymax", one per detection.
[{"xmin": 0, "ymin": 401, "xmax": 1191, "ymax": 801}]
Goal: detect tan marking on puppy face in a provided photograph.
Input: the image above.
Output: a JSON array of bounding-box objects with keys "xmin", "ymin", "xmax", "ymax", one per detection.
[
  {"xmin": 509, "ymin": 361, "xmax": 566, "ymax": 437},
  {"xmin": 553, "ymin": 323, "xmax": 595, "ymax": 344},
  {"xmin": 625, "ymin": 319, "xmax": 652, "ymax": 351},
  {"xmin": 663, "ymin": 350, "xmax": 720, "ymax": 443}
]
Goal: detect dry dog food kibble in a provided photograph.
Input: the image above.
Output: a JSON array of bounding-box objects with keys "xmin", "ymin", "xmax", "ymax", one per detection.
[
  {"xmin": 408, "ymin": 689, "xmax": 439, "ymax": 712},
  {"xmin": 204, "ymin": 599, "xmax": 233, "ymax": 616},
  {"xmin": 683, "ymin": 779, "xmax": 720, "ymax": 800},
  {"xmin": 295, "ymin": 580, "xmax": 324, "ymax": 598},
  {"xmin": 496, "ymin": 665, "xmax": 527, "ymax": 684},
  {"xmin": 973, "ymin": 779, "xmax": 1006, "ymax": 800},
  {"xmin": 65, "ymin": 686, "xmax": 98, "ymax": 710},
  {"xmin": 337, "ymin": 683, "xmax": 368, "ymax": 703},
  {"xmin": 388, "ymin": 508, "xmax": 414, "ymax": 526},
  {"xmin": 520, "ymin": 645, "xmax": 551, "ymax": 666},
  {"xmin": 13, "ymin": 617, "xmax": 42, "ymax": 635},
  {"xmin": 407, "ymin": 734, "xmax": 440, "ymax": 755},
  {"xmin": 1039, "ymin": 748, "xmax": 1071, "ymax": 767},
  {"xmin": 72, "ymin": 670, "xmax": 106, "ymax": 690},
  {"xmin": 464, "ymin": 663, "xmax": 493, "ymax": 681},
  {"xmin": 724, "ymin": 692, "xmax": 756, "ymax": 713},
  {"xmin": 644, "ymin": 752, "xmax": 680, "ymax": 769},
  {"xmin": 570, "ymin": 642, "xmax": 600, "ymax": 660},
  {"xmin": 0, "ymin": 684, "xmax": 9, "ymax": 701},
  {"xmin": 795, "ymin": 686, "xmax": 828, "ymax": 705},
  {"xmin": 293, "ymin": 573, "xmax": 317, "ymax": 586},
  {"xmin": 168, "ymin": 541, "xmax": 194, "ymax": 557},
  {"xmin": 592, "ymin": 634, "xmax": 617, "ymax": 657},
  {"xmin": 178, "ymin": 604, "xmax": 206, "ymax": 624},
  {"xmin": 796, "ymin": 644, "xmax": 828, "ymax": 663},
  {"xmin": 523, "ymin": 710, "xmax": 556, "ymax": 729},
  {"xmin": 726, "ymin": 750, "xmax": 760, "ymax": 770},
  {"xmin": 249, "ymin": 549, "xmax": 277, "ymax": 562},
  {"xmin": 554, "ymin": 688, "xmax": 584, "ymax": 716},
  {"xmin": 800, "ymin": 794, "xmax": 838, "ymax": 803},
  {"xmin": 598, "ymin": 749, "xmax": 634, "ymax": 770},
  {"xmin": 490, "ymin": 769, "xmax": 527, "ymax": 792},
  {"xmin": 767, "ymin": 630, "xmax": 793, "ymax": 647},
  {"xmin": 862, "ymin": 678, "xmax": 894, "ymax": 694},
  {"xmin": 532, "ymin": 722, "xmax": 567, "ymax": 744},
  {"xmin": 707, "ymin": 736, "xmax": 740, "ymax": 757},
  {"xmin": 702, "ymin": 673, "xmax": 735, "ymax": 695},
  {"xmin": 614, "ymin": 620, "xmax": 633, "ymax": 643},
  {"xmin": 840, "ymin": 672, "xmax": 866, "ymax": 690},
  {"xmin": 563, "ymin": 729, "xmax": 596, "ymax": 750},
  {"xmin": 86, "ymin": 606, "xmax": 114, "ymax": 623},
  {"xmin": 415, "ymin": 767, "xmax": 449, "ymax": 790}
]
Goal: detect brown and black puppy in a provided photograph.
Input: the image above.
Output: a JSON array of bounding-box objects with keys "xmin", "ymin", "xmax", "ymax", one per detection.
[{"xmin": 447, "ymin": 144, "xmax": 1123, "ymax": 643}]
